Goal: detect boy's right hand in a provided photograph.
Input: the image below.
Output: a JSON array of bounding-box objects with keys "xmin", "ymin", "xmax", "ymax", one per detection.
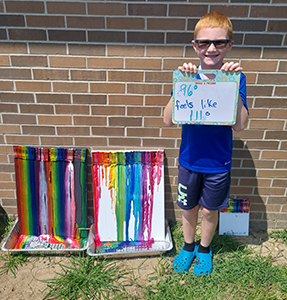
[{"xmin": 178, "ymin": 62, "xmax": 198, "ymax": 73}]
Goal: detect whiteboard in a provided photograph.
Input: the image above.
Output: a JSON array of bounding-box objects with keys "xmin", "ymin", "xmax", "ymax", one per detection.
[{"xmin": 172, "ymin": 70, "xmax": 240, "ymax": 125}]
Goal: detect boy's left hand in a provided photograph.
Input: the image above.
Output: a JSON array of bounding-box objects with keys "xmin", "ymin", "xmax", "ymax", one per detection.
[{"xmin": 221, "ymin": 62, "xmax": 242, "ymax": 72}]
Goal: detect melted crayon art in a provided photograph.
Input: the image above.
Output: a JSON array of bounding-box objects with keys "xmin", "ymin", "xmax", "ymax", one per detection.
[
  {"xmin": 12, "ymin": 145, "xmax": 88, "ymax": 250},
  {"xmin": 220, "ymin": 198, "xmax": 250, "ymax": 213},
  {"xmin": 92, "ymin": 150, "xmax": 165, "ymax": 252}
]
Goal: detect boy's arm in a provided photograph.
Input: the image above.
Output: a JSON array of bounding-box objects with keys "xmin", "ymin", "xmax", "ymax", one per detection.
[
  {"xmin": 221, "ymin": 62, "xmax": 248, "ymax": 132},
  {"xmin": 163, "ymin": 96, "xmax": 174, "ymax": 127},
  {"xmin": 232, "ymin": 95, "xmax": 248, "ymax": 132}
]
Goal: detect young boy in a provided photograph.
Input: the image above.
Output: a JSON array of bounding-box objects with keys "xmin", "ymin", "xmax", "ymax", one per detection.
[{"xmin": 163, "ymin": 12, "xmax": 249, "ymax": 275}]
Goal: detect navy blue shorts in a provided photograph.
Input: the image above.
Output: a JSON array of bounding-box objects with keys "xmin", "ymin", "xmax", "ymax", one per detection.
[{"xmin": 177, "ymin": 164, "xmax": 230, "ymax": 211}]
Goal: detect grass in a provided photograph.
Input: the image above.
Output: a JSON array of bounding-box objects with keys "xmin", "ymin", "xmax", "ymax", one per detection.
[
  {"xmin": 270, "ymin": 228, "xmax": 287, "ymax": 246},
  {"xmin": 140, "ymin": 224, "xmax": 287, "ymax": 300},
  {"xmin": 1, "ymin": 221, "xmax": 287, "ymax": 299},
  {"xmin": 42, "ymin": 253, "xmax": 127, "ymax": 300}
]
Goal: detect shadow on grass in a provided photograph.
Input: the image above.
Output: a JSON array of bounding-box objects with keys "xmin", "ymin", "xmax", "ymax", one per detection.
[{"xmin": 165, "ymin": 220, "xmax": 246, "ymax": 258}]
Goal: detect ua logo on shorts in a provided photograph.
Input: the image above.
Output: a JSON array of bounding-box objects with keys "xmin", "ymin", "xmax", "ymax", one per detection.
[{"xmin": 177, "ymin": 183, "xmax": 188, "ymax": 206}]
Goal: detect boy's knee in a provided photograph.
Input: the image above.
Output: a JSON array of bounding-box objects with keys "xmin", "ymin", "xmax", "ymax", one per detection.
[{"xmin": 201, "ymin": 207, "xmax": 218, "ymax": 221}]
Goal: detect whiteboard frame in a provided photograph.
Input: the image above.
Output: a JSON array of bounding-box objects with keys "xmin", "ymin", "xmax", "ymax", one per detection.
[{"xmin": 172, "ymin": 69, "xmax": 241, "ymax": 126}]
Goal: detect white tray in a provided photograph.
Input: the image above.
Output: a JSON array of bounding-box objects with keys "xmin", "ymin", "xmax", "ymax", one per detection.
[{"xmin": 87, "ymin": 220, "xmax": 173, "ymax": 257}]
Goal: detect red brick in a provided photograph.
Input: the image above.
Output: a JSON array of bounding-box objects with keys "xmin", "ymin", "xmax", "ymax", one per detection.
[
  {"xmin": 0, "ymin": 125, "xmax": 20, "ymax": 134},
  {"xmin": 90, "ymin": 83, "xmax": 125, "ymax": 93},
  {"xmin": 0, "ymin": 92, "xmax": 34, "ymax": 103},
  {"xmin": 146, "ymin": 46, "xmax": 183, "ymax": 57},
  {"xmin": 53, "ymin": 82, "xmax": 88, "ymax": 93},
  {"xmin": 36, "ymin": 94, "xmax": 71, "ymax": 104},
  {"xmin": 127, "ymin": 32, "xmax": 164, "ymax": 44},
  {"xmin": 254, "ymin": 98, "xmax": 287, "ymax": 108},
  {"xmin": 74, "ymin": 137, "xmax": 107, "ymax": 146},
  {"xmin": 9, "ymin": 29, "xmax": 47, "ymax": 41},
  {"xmin": 127, "ymin": 84, "xmax": 162, "ymax": 94},
  {"xmin": 73, "ymin": 94, "xmax": 107, "ymax": 105},
  {"xmin": 20, "ymin": 104, "xmax": 53, "ymax": 114},
  {"xmin": 92, "ymin": 105, "xmax": 125, "ymax": 116},
  {"xmin": 26, "ymin": 16, "xmax": 65, "ymax": 28},
  {"xmin": 33, "ymin": 69, "xmax": 69, "ymax": 80},
  {"xmin": 147, "ymin": 18, "xmax": 185, "ymax": 30},
  {"xmin": 68, "ymin": 44, "xmax": 105, "ymax": 56},
  {"xmin": 143, "ymin": 138, "xmax": 175, "ymax": 148},
  {"xmin": 49, "ymin": 30, "xmax": 86, "ymax": 42},
  {"xmin": 0, "ymin": 68, "xmax": 31, "ymax": 79},
  {"xmin": 87, "ymin": 57, "xmax": 123, "ymax": 69},
  {"xmin": 107, "ymin": 17, "xmax": 144, "ymax": 30},
  {"xmin": 246, "ymin": 141, "xmax": 279, "ymax": 150},
  {"xmin": 258, "ymin": 74, "xmax": 286, "ymax": 84},
  {"xmin": 109, "ymin": 117, "xmax": 141, "ymax": 127},
  {"xmin": 88, "ymin": 31, "xmax": 125, "ymax": 43},
  {"xmin": 145, "ymin": 95, "xmax": 169, "ymax": 106},
  {"xmin": 40, "ymin": 136, "xmax": 73, "ymax": 146},
  {"xmin": 107, "ymin": 45, "xmax": 144, "ymax": 57},
  {"xmin": 129, "ymin": 4, "xmax": 167, "ymax": 16},
  {"xmin": 145, "ymin": 71, "xmax": 172, "ymax": 83},
  {"xmin": 0, "ymin": 103, "xmax": 18, "ymax": 113},
  {"xmin": 109, "ymin": 137, "xmax": 141, "ymax": 147},
  {"xmin": 274, "ymin": 87, "xmax": 287, "ymax": 97},
  {"xmin": 74, "ymin": 116, "xmax": 106, "ymax": 126},
  {"xmin": 169, "ymin": 4, "xmax": 207, "ymax": 17},
  {"xmin": 16, "ymin": 81, "xmax": 51, "ymax": 92},
  {"xmin": 22, "ymin": 125, "xmax": 55, "ymax": 135},
  {"xmin": 5, "ymin": 1, "xmax": 45, "ymax": 13},
  {"xmin": 0, "ymin": 81, "xmax": 14, "ymax": 91},
  {"xmin": 92, "ymin": 127, "xmax": 124, "ymax": 136},
  {"xmin": 6, "ymin": 135, "xmax": 39, "ymax": 145},
  {"xmin": 108, "ymin": 71, "xmax": 143, "ymax": 82},
  {"xmin": 88, "ymin": 3, "xmax": 126, "ymax": 15},
  {"xmin": 269, "ymin": 108, "xmax": 287, "ymax": 120},
  {"xmin": 109, "ymin": 95, "xmax": 143, "ymax": 106},
  {"xmin": 210, "ymin": 5, "xmax": 249, "ymax": 17},
  {"xmin": 49, "ymin": 56, "xmax": 86, "ymax": 68},
  {"xmin": 2, "ymin": 114, "xmax": 36, "ymax": 124},
  {"xmin": 144, "ymin": 117, "xmax": 165, "ymax": 127},
  {"xmin": 47, "ymin": 2, "xmax": 86, "ymax": 14},
  {"xmin": 70, "ymin": 70, "xmax": 106, "ymax": 81},
  {"xmin": 57, "ymin": 126, "xmax": 90, "ymax": 136},
  {"xmin": 241, "ymin": 60, "xmax": 277, "ymax": 71},
  {"xmin": 55, "ymin": 105, "xmax": 89, "ymax": 115},
  {"xmin": 250, "ymin": 6, "xmax": 287, "ymax": 18},
  {"xmin": 161, "ymin": 128, "xmax": 181, "ymax": 138},
  {"xmin": 127, "ymin": 128, "xmax": 159, "ymax": 137},
  {"xmin": 125, "ymin": 58, "xmax": 161, "ymax": 70},
  {"xmin": 0, "ymin": 55, "xmax": 10, "ymax": 66},
  {"xmin": 0, "ymin": 42, "xmax": 27, "ymax": 54},
  {"xmin": 127, "ymin": 106, "xmax": 161, "ymax": 117},
  {"xmin": 67, "ymin": 17, "xmax": 105, "ymax": 29},
  {"xmin": 38, "ymin": 115, "xmax": 72, "ymax": 125},
  {"xmin": 29, "ymin": 43, "xmax": 66, "ymax": 54}
]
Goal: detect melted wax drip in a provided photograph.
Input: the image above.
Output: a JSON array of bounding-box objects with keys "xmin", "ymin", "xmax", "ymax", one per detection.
[{"xmin": 92, "ymin": 150, "xmax": 163, "ymax": 249}]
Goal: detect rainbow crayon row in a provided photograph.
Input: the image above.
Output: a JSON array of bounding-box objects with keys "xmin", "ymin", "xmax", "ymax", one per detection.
[
  {"xmin": 220, "ymin": 198, "xmax": 250, "ymax": 213},
  {"xmin": 92, "ymin": 150, "xmax": 164, "ymax": 248},
  {"xmin": 13, "ymin": 146, "xmax": 87, "ymax": 249}
]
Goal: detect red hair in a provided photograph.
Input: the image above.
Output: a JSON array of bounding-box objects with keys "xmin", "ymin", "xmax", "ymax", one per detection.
[{"xmin": 194, "ymin": 12, "xmax": 233, "ymax": 40}]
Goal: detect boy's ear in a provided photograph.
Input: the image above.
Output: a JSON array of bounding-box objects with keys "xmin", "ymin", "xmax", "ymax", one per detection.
[
  {"xmin": 227, "ymin": 40, "xmax": 234, "ymax": 52},
  {"xmin": 191, "ymin": 40, "xmax": 198, "ymax": 52}
]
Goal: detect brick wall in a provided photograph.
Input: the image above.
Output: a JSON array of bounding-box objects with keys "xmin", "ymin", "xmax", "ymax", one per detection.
[{"xmin": 0, "ymin": 0, "xmax": 286, "ymax": 229}]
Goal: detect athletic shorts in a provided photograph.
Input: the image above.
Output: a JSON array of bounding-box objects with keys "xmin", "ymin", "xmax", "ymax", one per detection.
[{"xmin": 176, "ymin": 164, "xmax": 230, "ymax": 211}]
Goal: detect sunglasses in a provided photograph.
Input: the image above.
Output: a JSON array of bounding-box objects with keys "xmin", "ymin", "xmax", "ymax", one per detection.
[{"xmin": 194, "ymin": 39, "xmax": 232, "ymax": 49}]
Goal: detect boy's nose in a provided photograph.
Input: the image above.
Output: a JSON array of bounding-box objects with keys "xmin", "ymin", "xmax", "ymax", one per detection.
[{"xmin": 207, "ymin": 43, "xmax": 217, "ymax": 51}]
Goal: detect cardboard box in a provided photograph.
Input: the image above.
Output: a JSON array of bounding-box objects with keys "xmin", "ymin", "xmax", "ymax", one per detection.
[
  {"xmin": 219, "ymin": 212, "xmax": 249, "ymax": 236},
  {"xmin": 219, "ymin": 198, "xmax": 250, "ymax": 236}
]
